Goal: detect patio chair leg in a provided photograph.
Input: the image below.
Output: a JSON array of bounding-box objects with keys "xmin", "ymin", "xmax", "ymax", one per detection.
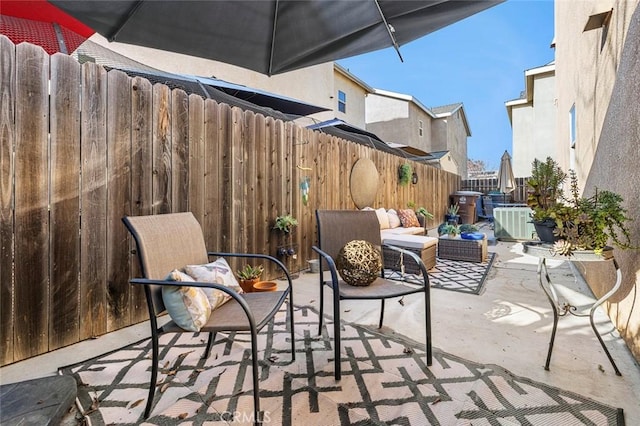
[
  {"xmin": 202, "ymin": 332, "xmax": 216, "ymax": 359},
  {"xmin": 333, "ymin": 291, "xmax": 341, "ymax": 381},
  {"xmin": 250, "ymin": 328, "xmax": 261, "ymax": 426},
  {"xmin": 288, "ymin": 299, "xmax": 296, "ymax": 361},
  {"xmin": 378, "ymin": 299, "xmax": 385, "ymax": 328},
  {"xmin": 144, "ymin": 332, "xmax": 160, "ymax": 419},
  {"xmin": 318, "ymin": 281, "xmax": 325, "ymax": 335},
  {"xmin": 425, "ymin": 291, "xmax": 432, "ymax": 366}
]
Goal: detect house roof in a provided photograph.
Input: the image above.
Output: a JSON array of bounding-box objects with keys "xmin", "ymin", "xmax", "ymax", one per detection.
[
  {"xmin": 432, "ymin": 102, "xmax": 471, "ymax": 137},
  {"xmin": 505, "ymin": 61, "xmax": 556, "ymax": 123},
  {"xmin": 431, "ymin": 102, "xmax": 463, "ymax": 115},
  {"xmin": 334, "ymin": 63, "xmax": 374, "ymax": 93},
  {"xmin": 370, "ymin": 88, "xmax": 437, "ymax": 118}
]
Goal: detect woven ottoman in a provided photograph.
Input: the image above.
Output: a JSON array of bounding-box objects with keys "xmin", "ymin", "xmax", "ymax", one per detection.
[
  {"xmin": 438, "ymin": 235, "xmax": 488, "ymax": 263},
  {"xmin": 382, "ymin": 235, "xmax": 438, "ymax": 274}
]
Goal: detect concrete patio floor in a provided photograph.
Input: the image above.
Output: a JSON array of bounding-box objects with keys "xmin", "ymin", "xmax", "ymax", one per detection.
[{"xmin": 2, "ymin": 230, "xmax": 640, "ymax": 424}]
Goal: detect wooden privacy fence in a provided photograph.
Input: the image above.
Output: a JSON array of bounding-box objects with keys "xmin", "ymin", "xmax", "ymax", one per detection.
[
  {"xmin": 461, "ymin": 177, "xmax": 529, "ymax": 203},
  {"xmin": 0, "ymin": 39, "xmax": 459, "ymax": 365}
]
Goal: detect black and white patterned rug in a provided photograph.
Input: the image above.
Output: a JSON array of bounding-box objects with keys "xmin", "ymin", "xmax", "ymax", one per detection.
[
  {"xmin": 60, "ymin": 305, "xmax": 622, "ymax": 425},
  {"xmin": 386, "ymin": 252, "xmax": 496, "ymax": 295}
]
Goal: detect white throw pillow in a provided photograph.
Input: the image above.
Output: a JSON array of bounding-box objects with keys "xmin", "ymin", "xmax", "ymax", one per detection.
[
  {"xmin": 162, "ymin": 270, "xmax": 211, "ymax": 332},
  {"xmin": 375, "ymin": 208, "xmax": 390, "ymax": 229},
  {"xmin": 184, "ymin": 258, "xmax": 243, "ymax": 310},
  {"xmin": 387, "ymin": 209, "xmax": 401, "ymax": 228}
]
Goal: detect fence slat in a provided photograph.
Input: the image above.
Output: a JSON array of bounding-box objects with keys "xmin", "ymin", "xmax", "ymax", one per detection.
[
  {"xmin": 106, "ymin": 70, "xmax": 132, "ymax": 331},
  {"xmin": 13, "ymin": 43, "xmax": 49, "ymax": 361},
  {"xmin": 153, "ymin": 84, "xmax": 172, "ymax": 215},
  {"xmin": 80, "ymin": 62, "xmax": 108, "ymax": 341},
  {"xmin": 0, "ymin": 35, "xmax": 16, "ymax": 365},
  {"xmin": 188, "ymin": 94, "xmax": 205, "ymax": 224},
  {"xmin": 172, "ymin": 89, "xmax": 189, "ymax": 213},
  {"xmin": 130, "ymin": 76, "xmax": 153, "ymax": 323},
  {"xmin": 49, "ymin": 53, "xmax": 81, "ymax": 350}
]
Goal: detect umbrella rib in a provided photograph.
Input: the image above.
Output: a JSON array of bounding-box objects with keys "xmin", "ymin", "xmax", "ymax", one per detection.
[
  {"xmin": 52, "ymin": 22, "xmax": 68, "ymax": 54},
  {"xmin": 374, "ymin": 0, "xmax": 404, "ymax": 62},
  {"xmin": 268, "ymin": 0, "xmax": 280, "ymax": 76},
  {"xmin": 107, "ymin": 0, "xmax": 145, "ymax": 42}
]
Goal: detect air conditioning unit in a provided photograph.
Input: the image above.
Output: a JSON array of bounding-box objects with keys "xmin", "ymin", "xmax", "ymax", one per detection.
[{"xmin": 494, "ymin": 207, "xmax": 536, "ymax": 241}]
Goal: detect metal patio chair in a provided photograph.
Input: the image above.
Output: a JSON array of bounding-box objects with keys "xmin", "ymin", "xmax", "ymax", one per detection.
[
  {"xmin": 123, "ymin": 212, "xmax": 295, "ymax": 424},
  {"xmin": 313, "ymin": 209, "xmax": 432, "ymax": 380}
]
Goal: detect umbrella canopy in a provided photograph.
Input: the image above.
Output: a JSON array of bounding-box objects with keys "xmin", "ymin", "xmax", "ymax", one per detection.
[
  {"xmin": 497, "ymin": 150, "xmax": 516, "ymax": 194},
  {"xmin": 49, "ymin": 0, "xmax": 503, "ymax": 76},
  {"xmin": 2, "ymin": 0, "xmax": 95, "ymax": 54}
]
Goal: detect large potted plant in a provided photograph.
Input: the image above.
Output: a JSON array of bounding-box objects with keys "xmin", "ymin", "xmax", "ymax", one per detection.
[
  {"xmin": 548, "ymin": 171, "xmax": 636, "ymax": 257},
  {"xmin": 526, "ymin": 157, "xmax": 567, "ymax": 242}
]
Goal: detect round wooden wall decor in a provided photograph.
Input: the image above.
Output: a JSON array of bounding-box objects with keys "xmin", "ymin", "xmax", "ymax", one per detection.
[{"xmin": 350, "ymin": 158, "xmax": 379, "ymax": 209}]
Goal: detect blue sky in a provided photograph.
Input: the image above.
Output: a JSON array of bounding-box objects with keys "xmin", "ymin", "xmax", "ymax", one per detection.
[{"xmin": 337, "ymin": 0, "xmax": 555, "ymax": 171}]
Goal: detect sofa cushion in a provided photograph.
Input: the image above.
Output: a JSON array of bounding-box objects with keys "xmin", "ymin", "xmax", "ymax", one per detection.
[
  {"xmin": 386, "ymin": 209, "xmax": 401, "ymax": 228},
  {"xmin": 374, "ymin": 208, "xmax": 390, "ymax": 229},
  {"xmin": 381, "ymin": 227, "xmax": 425, "ymax": 238},
  {"xmin": 382, "ymin": 235, "xmax": 438, "ymax": 250}
]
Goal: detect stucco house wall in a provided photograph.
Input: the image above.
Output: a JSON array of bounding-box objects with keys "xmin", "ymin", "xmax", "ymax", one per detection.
[
  {"xmin": 555, "ymin": 0, "xmax": 640, "ymax": 362},
  {"xmin": 440, "ymin": 110, "xmax": 469, "ymax": 179},
  {"xmin": 365, "ymin": 92, "xmax": 433, "ymax": 152},
  {"xmin": 506, "ymin": 65, "xmax": 557, "ymax": 178},
  {"xmin": 87, "ymin": 34, "xmax": 368, "ymax": 126}
]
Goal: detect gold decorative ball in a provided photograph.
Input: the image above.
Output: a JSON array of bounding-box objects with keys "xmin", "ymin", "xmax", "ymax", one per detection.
[{"xmin": 335, "ymin": 240, "xmax": 381, "ymax": 286}]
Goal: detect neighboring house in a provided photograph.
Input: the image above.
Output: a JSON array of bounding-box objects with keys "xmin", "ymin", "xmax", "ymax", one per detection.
[
  {"xmin": 86, "ymin": 34, "xmax": 372, "ymax": 127},
  {"xmin": 554, "ymin": 0, "xmax": 640, "ymax": 362},
  {"xmin": 422, "ymin": 150, "xmax": 459, "ymax": 175},
  {"xmin": 431, "ymin": 103, "xmax": 471, "ymax": 179},
  {"xmin": 505, "ymin": 0, "xmax": 640, "ymax": 363},
  {"xmin": 365, "ymin": 89, "xmax": 471, "ymax": 178},
  {"xmin": 505, "ymin": 62, "xmax": 557, "ymax": 178}
]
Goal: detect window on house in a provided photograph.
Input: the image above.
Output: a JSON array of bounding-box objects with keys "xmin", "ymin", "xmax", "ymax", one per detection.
[
  {"xmin": 569, "ymin": 104, "xmax": 576, "ymax": 148},
  {"xmin": 338, "ymin": 90, "xmax": 346, "ymax": 113},
  {"xmin": 418, "ymin": 120, "xmax": 423, "ymax": 137}
]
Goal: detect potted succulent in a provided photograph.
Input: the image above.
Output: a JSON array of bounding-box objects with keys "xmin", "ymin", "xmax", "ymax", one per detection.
[
  {"xmin": 438, "ymin": 223, "xmax": 460, "ymax": 237},
  {"xmin": 237, "ymin": 264, "xmax": 264, "ymax": 293},
  {"xmin": 526, "ymin": 157, "xmax": 567, "ymax": 242},
  {"xmin": 273, "ymin": 214, "xmax": 298, "ymax": 234},
  {"xmin": 549, "ymin": 171, "xmax": 636, "ymax": 257},
  {"xmin": 445, "ymin": 204, "xmax": 460, "ymax": 225},
  {"xmin": 415, "ymin": 206, "xmax": 434, "ymax": 230},
  {"xmin": 398, "ymin": 163, "xmax": 412, "ymax": 186}
]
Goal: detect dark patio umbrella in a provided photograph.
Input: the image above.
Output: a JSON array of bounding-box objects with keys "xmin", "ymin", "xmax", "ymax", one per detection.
[{"xmin": 49, "ymin": 0, "xmax": 503, "ymax": 76}]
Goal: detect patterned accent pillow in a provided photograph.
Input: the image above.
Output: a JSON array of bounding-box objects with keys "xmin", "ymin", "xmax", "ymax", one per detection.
[
  {"xmin": 386, "ymin": 209, "xmax": 401, "ymax": 228},
  {"xmin": 398, "ymin": 209, "xmax": 421, "ymax": 228},
  {"xmin": 184, "ymin": 258, "xmax": 243, "ymax": 310},
  {"xmin": 162, "ymin": 270, "xmax": 211, "ymax": 332}
]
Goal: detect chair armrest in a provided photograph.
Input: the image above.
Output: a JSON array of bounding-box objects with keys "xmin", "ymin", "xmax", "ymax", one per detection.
[
  {"xmin": 312, "ymin": 246, "xmax": 340, "ymax": 289},
  {"xmin": 382, "ymin": 243, "xmax": 430, "ymax": 283},
  {"xmin": 207, "ymin": 252, "xmax": 293, "ymax": 289},
  {"xmin": 130, "ymin": 277, "xmax": 256, "ymax": 324}
]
